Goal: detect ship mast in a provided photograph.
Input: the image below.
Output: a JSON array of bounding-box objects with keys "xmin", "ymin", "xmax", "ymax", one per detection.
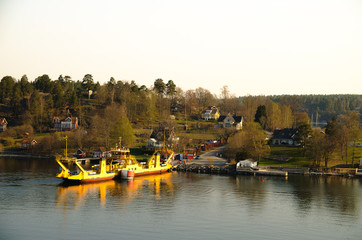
[{"xmin": 64, "ymin": 136, "xmax": 68, "ymax": 160}]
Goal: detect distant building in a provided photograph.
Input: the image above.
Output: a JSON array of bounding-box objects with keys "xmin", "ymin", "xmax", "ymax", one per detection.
[
  {"xmin": 53, "ymin": 117, "xmax": 78, "ymax": 131},
  {"xmin": 201, "ymin": 106, "xmax": 220, "ymax": 121},
  {"xmin": 74, "ymin": 149, "xmax": 86, "ymax": 159},
  {"xmin": 236, "ymin": 159, "xmax": 258, "ymax": 168},
  {"xmin": 92, "ymin": 147, "xmax": 109, "ymax": 158},
  {"xmin": 217, "ymin": 115, "xmax": 243, "ymax": 130},
  {"xmin": 145, "ymin": 124, "xmax": 179, "ymax": 151},
  {"xmin": 21, "ymin": 139, "xmax": 37, "ymax": 149},
  {"xmin": 0, "ymin": 118, "xmax": 8, "ymax": 132},
  {"xmin": 271, "ymin": 128, "xmax": 299, "ymax": 146}
]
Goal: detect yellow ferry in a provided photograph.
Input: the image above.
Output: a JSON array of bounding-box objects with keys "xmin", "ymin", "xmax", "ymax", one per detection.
[
  {"xmin": 107, "ymin": 137, "xmax": 131, "ymax": 161},
  {"xmin": 56, "ymin": 137, "xmax": 126, "ymax": 183},
  {"xmin": 56, "ymin": 157, "xmax": 121, "ymax": 183},
  {"xmin": 118, "ymin": 149, "xmax": 174, "ymax": 180},
  {"xmin": 56, "ymin": 137, "xmax": 174, "ymax": 183}
]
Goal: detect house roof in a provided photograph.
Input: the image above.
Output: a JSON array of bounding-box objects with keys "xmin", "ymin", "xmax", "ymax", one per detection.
[
  {"xmin": 0, "ymin": 118, "xmax": 8, "ymax": 126},
  {"xmin": 218, "ymin": 116, "xmax": 227, "ymax": 122},
  {"xmin": 21, "ymin": 139, "xmax": 37, "ymax": 144},
  {"xmin": 218, "ymin": 115, "xmax": 243, "ymax": 123},
  {"xmin": 232, "ymin": 116, "xmax": 243, "ymax": 123},
  {"xmin": 271, "ymin": 128, "xmax": 298, "ymax": 140},
  {"xmin": 54, "ymin": 116, "xmax": 78, "ymax": 123},
  {"xmin": 201, "ymin": 106, "xmax": 219, "ymax": 114}
]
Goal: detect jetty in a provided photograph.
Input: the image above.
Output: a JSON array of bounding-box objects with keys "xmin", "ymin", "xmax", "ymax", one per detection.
[
  {"xmin": 173, "ymin": 164, "xmax": 287, "ymax": 176},
  {"xmin": 236, "ymin": 167, "xmax": 288, "ymax": 177}
]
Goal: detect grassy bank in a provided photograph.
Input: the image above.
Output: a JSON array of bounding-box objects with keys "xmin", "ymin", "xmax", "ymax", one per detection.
[{"xmin": 259, "ymin": 146, "xmax": 362, "ymax": 168}]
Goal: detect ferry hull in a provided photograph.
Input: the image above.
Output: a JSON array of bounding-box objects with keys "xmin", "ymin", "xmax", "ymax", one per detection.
[
  {"xmin": 120, "ymin": 170, "xmax": 135, "ymax": 180},
  {"xmin": 134, "ymin": 168, "xmax": 170, "ymax": 177},
  {"xmin": 61, "ymin": 174, "xmax": 116, "ymax": 184}
]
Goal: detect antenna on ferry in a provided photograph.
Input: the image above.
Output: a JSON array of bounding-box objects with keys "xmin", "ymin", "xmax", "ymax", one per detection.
[
  {"xmin": 64, "ymin": 135, "xmax": 68, "ymax": 160},
  {"xmin": 163, "ymin": 129, "xmax": 166, "ymax": 152}
]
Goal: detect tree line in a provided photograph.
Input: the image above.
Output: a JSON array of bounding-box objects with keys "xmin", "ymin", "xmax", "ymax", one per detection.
[{"xmin": 0, "ymin": 74, "xmax": 361, "ymax": 159}]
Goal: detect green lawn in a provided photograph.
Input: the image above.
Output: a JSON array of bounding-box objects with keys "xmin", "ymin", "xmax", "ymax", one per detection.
[
  {"xmin": 259, "ymin": 145, "xmax": 362, "ymax": 168},
  {"xmin": 259, "ymin": 146, "xmax": 311, "ymax": 167}
]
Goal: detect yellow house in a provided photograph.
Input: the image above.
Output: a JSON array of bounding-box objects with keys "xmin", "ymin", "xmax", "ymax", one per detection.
[{"xmin": 201, "ymin": 106, "xmax": 220, "ymax": 121}]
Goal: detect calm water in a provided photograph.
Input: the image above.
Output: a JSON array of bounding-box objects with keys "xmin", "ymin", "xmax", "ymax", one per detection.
[{"xmin": 1, "ymin": 157, "xmax": 362, "ymax": 240}]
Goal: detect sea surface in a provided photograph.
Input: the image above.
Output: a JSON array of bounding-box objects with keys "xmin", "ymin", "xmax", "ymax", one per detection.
[{"xmin": 1, "ymin": 157, "xmax": 362, "ymax": 240}]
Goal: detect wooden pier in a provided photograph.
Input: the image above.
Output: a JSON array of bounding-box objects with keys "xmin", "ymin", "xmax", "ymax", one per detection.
[{"xmin": 237, "ymin": 167, "xmax": 288, "ymax": 177}]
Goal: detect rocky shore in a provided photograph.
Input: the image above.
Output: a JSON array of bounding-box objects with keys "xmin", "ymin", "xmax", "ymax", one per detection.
[
  {"xmin": 173, "ymin": 163, "xmax": 237, "ymax": 175},
  {"xmin": 173, "ymin": 164, "xmax": 360, "ymax": 177}
]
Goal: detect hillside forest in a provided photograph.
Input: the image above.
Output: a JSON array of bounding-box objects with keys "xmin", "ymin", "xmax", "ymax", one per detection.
[{"xmin": 0, "ymin": 74, "xmax": 361, "ymax": 166}]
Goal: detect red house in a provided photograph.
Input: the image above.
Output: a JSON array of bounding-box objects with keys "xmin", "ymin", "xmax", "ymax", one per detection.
[{"xmin": 53, "ymin": 117, "xmax": 78, "ymax": 131}]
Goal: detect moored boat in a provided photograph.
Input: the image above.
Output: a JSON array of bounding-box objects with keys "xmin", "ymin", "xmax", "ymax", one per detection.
[
  {"xmin": 56, "ymin": 136, "xmax": 174, "ymax": 183},
  {"xmin": 115, "ymin": 149, "xmax": 174, "ymax": 179},
  {"xmin": 56, "ymin": 157, "xmax": 121, "ymax": 183}
]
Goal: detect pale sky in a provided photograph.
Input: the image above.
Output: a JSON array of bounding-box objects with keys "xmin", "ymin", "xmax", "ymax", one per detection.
[{"xmin": 1, "ymin": 0, "xmax": 362, "ymax": 96}]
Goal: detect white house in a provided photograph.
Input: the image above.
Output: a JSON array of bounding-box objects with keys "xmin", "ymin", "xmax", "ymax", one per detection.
[
  {"xmin": 217, "ymin": 115, "xmax": 243, "ymax": 130},
  {"xmin": 92, "ymin": 147, "xmax": 110, "ymax": 158}
]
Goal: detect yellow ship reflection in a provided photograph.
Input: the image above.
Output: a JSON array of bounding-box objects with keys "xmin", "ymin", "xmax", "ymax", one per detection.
[{"xmin": 56, "ymin": 172, "xmax": 174, "ymax": 209}]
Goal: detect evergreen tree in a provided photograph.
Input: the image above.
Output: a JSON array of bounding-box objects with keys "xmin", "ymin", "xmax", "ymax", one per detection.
[
  {"xmin": 34, "ymin": 74, "xmax": 53, "ymax": 93},
  {"xmin": 166, "ymin": 80, "xmax": 176, "ymax": 97},
  {"xmin": 323, "ymin": 117, "xmax": 339, "ymax": 167},
  {"xmin": 10, "ymin": 83, "xmax": 23, "ymax": 117},
  {"xmin": 29, "ymin": 90, "xmax": 42, "ymax": 131},
  {"xmin": 82, "ymin": 74, "xmax": 94, "ymax": 91},
  {"xmin": 154, "ymin": 78, "xmax": 166, "ymax": 96},
  {"xmin": 52, "ymin": 81, "xmax": 64, "ymax": 108},
  {"xmin": 20, "ymin": 75, "xmax": 33, "ymax": 97},
  {"xmin": 296, "ymin": 123, "xmax": 313, "ymax": 153},
  {"xmin": 0, "ymin": 76, "xmax": 16, "ymax": 103},
  {"xmin": 69, "ymin": 90, "xmax": 78, "ymax": 108},
  {"xmin": 254, "ymin": 105, "xmax": 267, "ymax": 129}
]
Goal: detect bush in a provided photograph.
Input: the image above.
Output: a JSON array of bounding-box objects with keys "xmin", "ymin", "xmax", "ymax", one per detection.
[
  {"xmin": 1, "ymin": 137, "xmax": 15, "ymax": 147},
  {"xmin": 3, "ymin": 124, "xmax": 34, "ymax": 139},
  {"xmin": 35, "ymin": 134, "xmax": 61, "ymax": 154}
]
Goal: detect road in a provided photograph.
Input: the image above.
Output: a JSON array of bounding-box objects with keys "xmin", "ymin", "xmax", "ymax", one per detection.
[{"xmin": 188, "ymin": 147, "xmax": 228, "ymax": 166}]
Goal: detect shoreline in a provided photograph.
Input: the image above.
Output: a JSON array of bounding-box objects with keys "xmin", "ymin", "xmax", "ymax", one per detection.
[
  {"xmin": 173, "ymin": 164, "xmax": 361, "ymax": 178},
  {"xmin": 0, "ymin": 152, "xmax": 54, "ymax": 159}
]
